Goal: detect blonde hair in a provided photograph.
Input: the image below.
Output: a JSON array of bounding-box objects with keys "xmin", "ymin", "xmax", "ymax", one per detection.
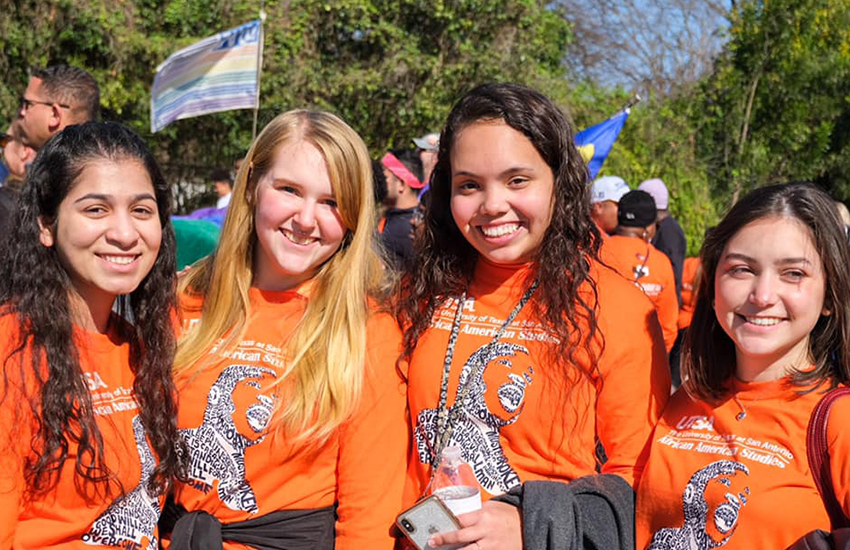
[{"xmin": 175, "ymin": 110, "xmax": 384, "ymax": 444}]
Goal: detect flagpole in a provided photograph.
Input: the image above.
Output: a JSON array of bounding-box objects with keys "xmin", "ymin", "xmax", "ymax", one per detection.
[
  {"xmin": 251, "ymin": 3, "xmax": 267, "ymax": 140},
  {"xmin": 622, "ymin": 93, "xmax": 641, "ymax": 113}
]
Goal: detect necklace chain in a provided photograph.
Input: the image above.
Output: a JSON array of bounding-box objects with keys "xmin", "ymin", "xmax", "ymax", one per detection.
[{"xmin": 732, "ymin": 394, "xmax": 751, "ymax": 421}]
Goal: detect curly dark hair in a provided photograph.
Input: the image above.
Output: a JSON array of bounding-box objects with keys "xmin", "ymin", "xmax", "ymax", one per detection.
[
  {"xmin": 395, "ymin": 82, "xmax": 603, "ymax": 386},
  {"xmin": 684, "ymin": 182, "xmax": 850, "ymax": 401},
  {"xmin": 0, "ymin": 121, "xmax": 187, "ymax": 501}
]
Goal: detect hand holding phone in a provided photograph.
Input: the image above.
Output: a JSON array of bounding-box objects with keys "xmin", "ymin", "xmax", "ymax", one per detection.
[{"xmin": 396, "ymin": 495, "xmax": 464, "ymax": 550}]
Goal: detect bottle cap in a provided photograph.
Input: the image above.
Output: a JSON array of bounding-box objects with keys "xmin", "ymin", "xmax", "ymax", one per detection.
[{"xmin": 441, "ymin": 445, "xmax": 462, "ymax": 462}]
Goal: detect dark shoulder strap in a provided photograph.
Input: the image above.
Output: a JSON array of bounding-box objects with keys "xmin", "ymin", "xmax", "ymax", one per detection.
[{"xmin": 807, "ymin": 386, "xmax": 850, "ymax": 530}]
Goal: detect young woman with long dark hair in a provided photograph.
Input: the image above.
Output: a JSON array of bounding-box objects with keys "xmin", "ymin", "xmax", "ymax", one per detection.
[
  {"xmin": 0, "ymin": 121, "xmax": 186, "ymax": 549},
  {"xmin": 396, "ymin": 82, "xmax": 671, "ymax": 549},
  {"xmin": 636, "ymin": 183, "xmax": 850, "ymax": 548}
]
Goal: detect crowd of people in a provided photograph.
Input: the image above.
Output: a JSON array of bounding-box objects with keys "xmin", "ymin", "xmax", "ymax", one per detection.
[{"xmin": 1, "ymin": 64, "xmax": 849, "ymax": 550}]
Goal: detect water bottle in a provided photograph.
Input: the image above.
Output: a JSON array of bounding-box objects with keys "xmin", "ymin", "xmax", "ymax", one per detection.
[{"xmin": 431, "ymin": 446, "xmax": 482, "ymax": 515}]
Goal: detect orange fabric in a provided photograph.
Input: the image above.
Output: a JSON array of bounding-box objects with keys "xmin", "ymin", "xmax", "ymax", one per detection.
[
  {"xmin": 403, "ymin": 258, "xmax": 670, "ymax": 505},
  {"xmin": 173, "ymin": 286, "xmax": 408, "ymax": 550},
  {"xmin": 636, "ymin": 379, "xmax": 850, "ymax": 549},
  {"xmin": 677, "ymin": 257, "xmax": 700, "ymax": 330},
  {"xmin": 601, "ymin": 235, "xmax": 678, "ymax": 351},
  {"xmin": 378, "ymin": 217, "xmax": 387, "ymax": 234},
  {"xmin": 0, "ymin": 314, "xmax": 165, "ymax": 550}
]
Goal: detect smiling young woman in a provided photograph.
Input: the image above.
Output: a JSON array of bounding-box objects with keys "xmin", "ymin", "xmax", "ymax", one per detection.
[
  {"xmin": 164, "ymin": 110, "xmax": 408, "ymax": 550},
  {"xmin": 0, "ymin": 122, "xmax": 186, "ymax": 549},
  {"xmin": 636, "ymin": 183, "xmax": 850, "ymax": 549},
  {"xmin": 395, "ymin": 83, "xmax": 671, "ymax": 550}
]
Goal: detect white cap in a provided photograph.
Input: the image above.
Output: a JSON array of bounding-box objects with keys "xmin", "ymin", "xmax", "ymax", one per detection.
[
  {"xmin": 591, "ymin": 176, "xmax": 629, "ymax": 204},
  {"xmin": 413, "ymin": 132, "xmax": 440, "ymax": 151}
]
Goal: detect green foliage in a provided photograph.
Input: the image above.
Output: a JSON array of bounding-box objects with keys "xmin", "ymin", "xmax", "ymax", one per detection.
[
  {"xmin": 1, "ymin": 0, "xmax": 572, "ymax": 212},
  {"xmin": 4, "ymin": 0, "xmax": 847, "ymax": 255},
  {"xmin": 697, "ymin": 0, "xmax": 850, "ymax": 204}
]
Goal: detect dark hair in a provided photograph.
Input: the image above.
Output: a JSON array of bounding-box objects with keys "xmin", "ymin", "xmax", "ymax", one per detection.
[
  {"xmin": 395, "ymin": 82, "xmax": 602, "ymax": 385},
  {"xmin": 391, "ymin": 149, "xmax": 425, "ymax": 184},
  {"xmin": 33, "ymin": 65, "xmax": 101, "ymax": 123},
  {"xmin": 371, "ymin": 159, "xmax": 388, "ymax": 205},
  {"xmin": 0, "ymin": 121, "xmax": 186, "ymax": 500},
  {"xmin": 210, "ymin": 168, "xmax": 232, "ymax": 184},
  {"xmin": 684, "ymin": 182, "xmax": 850, "ymax": 400}
]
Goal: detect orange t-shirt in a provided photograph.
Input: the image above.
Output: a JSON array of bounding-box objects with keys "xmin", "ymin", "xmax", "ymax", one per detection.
[
  {"xmin": 173, "ymin": 286, "xmax": 408, "ymax": 550},
  {"xmin": 403, "ymin": 258, "xmax": 670, "ymax": 504},
  {"xmin": 0, "ymin": 314, "xmax": 165, "ymax": 550},
  {"xmin": 601, "ymin": 235, "xmax": 679, "ymax": 351},
  {"xmin": 636, "ymin": 378, "xmax": 850, "ymax": 549},
  {"xmin": 677, "ymin": 257, "xmax": 700, "ymax": 330}
]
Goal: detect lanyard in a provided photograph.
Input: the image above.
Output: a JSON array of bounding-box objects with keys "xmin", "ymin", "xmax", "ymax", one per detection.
[{"xmin": 429, "ymin": 279, "xmax": 539, "ymax": 467}]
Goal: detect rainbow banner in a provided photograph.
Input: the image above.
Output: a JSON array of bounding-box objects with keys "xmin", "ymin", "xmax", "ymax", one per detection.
[{"xmin": 151, "ymin": 20, "xmax": 261, "ymax": 132}]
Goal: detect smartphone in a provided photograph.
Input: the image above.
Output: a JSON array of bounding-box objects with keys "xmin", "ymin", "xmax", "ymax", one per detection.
[{"xmin": 396, "ymin": 495, "xmax": 463, "ymax": 550}]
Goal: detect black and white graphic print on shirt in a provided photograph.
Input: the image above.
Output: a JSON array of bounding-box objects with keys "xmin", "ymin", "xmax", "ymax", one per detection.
[
  {"xmin": 415, "ymin": 340, "xmax": 535, "ymax": 495},
  {"xmin": 648, "ymin": 460, "xmax": 751, "ymax": 550},
  {"xmin": 82, "ymin": 416, "xmax": 161, "ymax": 549},
  {"xmin": 180, "ymin": 364, "xmax": 277, "ymax": 514}
]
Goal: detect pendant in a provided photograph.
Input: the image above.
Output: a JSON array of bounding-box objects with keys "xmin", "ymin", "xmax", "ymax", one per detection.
[{"xmin": 736, "ymin": 411, "xmax": 746, "ymax": 421}]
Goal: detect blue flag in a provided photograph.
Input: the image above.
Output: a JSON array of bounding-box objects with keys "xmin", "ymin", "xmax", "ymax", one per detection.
[{"xmin": 574, "ymin": 110, "xmax": 629, "ymax": 179}]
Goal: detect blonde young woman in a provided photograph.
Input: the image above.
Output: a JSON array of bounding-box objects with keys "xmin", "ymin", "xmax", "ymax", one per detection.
[{"xmin": 164, "ymin": 110, "xmax": 408, "ymax": 549}]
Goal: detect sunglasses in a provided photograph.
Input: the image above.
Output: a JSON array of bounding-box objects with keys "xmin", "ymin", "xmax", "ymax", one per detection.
[
  {"xmin": 0, "ymin": 132, "xmax": 9, "ymax": 148},
  {"xmin": 20, "ymin": 96, "xmax": 71, "ymax": 111}
]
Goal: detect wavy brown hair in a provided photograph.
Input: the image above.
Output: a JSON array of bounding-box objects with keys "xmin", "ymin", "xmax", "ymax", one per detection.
[
  {"xmin": 395, "ymin": 82, "xmax": 603, "ymax": 387},
  {"xmin": 683, "ymin": 182, "xmax": 850, "ymax": 401},
  {"xmin": 0, "ymin": 121, "xmax": 187, "ymax": 501}
]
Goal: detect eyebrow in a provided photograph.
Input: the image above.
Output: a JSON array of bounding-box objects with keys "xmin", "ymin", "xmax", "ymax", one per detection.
[
  {"xmin": 74, "ymin": 193, "xmax": 157, "ymax": 204},
  {"xmin": 452, "ymin": 166, "xmax": 537, "ymax": 179},
  {"xmin": 723, "ymin": 252, "xmax": 813, "ymax": 266}
]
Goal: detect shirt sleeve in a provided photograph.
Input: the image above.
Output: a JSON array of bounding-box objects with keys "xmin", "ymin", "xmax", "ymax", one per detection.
[
  {"xmin": 334, "ymin": 313, "xmax": 410, "ymax": 550},
  {"xmin": 594, "ymin": 273, "xmax": 671, "ymax": 487},
  {"xmin": 827, "ymin": 392, "xmax": 850, "ymax": 517},
  {"xmin": 0, "ymin": 366, "xmax": 31, "ymax": 549}
]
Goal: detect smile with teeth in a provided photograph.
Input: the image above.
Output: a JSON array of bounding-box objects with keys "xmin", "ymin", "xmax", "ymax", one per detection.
[
  {"xmin": 283, "ymin": 228, "xmax": 317, "ymax": 245},
  {"xmin": 100, "ymin": 255, "xmax": 137, "ymax": 265},
  {"xmin": 480, "ymin": 223, "xmax": 520, "ymax": 238},
  {"xmin": 742, "ymin": 316, "xmax": 783, "ymax": 326}
]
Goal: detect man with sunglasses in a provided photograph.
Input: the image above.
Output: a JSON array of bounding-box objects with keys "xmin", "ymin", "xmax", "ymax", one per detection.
[{"xmin": 18, "ymin": 65, "xmax": 100, "ymax": 149}]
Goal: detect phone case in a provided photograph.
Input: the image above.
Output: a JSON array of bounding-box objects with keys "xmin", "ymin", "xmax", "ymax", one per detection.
[{"xmin": 395, "ymin": 495, "xmax": 464, "ymax": 550}]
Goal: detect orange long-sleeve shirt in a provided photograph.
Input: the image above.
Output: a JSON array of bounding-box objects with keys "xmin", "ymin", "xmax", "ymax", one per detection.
[
  {"xmin": 173, "ymin": 286, "xmax": 409, "ymax": 550},
  {"xmin": 636, "ymin": 378, "xmax": 850, "ymax": 549},
  {"xmin": 0, "ymin": 313, "xmax": 165, "ymax": 550},
  {"xmin": 601, "ymin": 235, "xmax": 679, "ymax": 352},
  {"xmin": 403, "ymin": 258, "xmax": 670, "ymax": 504}
]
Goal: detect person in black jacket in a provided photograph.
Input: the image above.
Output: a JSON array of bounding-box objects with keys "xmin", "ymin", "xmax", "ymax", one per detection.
[{"xmin": 378, "ymin": 149, "xmax": 424, "ymax": 269}]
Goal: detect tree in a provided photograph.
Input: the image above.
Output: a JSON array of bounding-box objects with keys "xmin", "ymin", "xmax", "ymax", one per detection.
[
  {"xmin": 1, "ymin": 0, "xmax": 573, "ymax": 212},
  {"xmin": 696, "ymin": 0, "xmax": 850, "ymax": 203},
  {"xmin": 558, "ymin": 0, "xmax": 731, "ymax": 98}
]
